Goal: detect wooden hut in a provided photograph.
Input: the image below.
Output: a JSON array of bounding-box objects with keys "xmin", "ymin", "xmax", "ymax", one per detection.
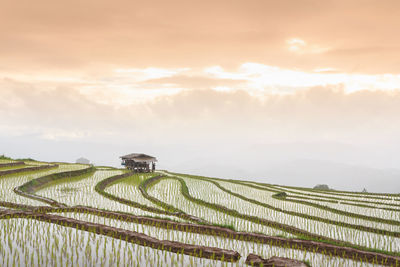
[{"xmin": 120, "ymin": 153, "xmax": 157, "ymax": 173}]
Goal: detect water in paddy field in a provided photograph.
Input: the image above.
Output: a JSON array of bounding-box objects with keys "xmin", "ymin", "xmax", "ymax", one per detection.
[
  {"xmin": 0, "ymin": 162, "xmax": 397, "ymax": 267},
  {"xmin": 0, "ymin": 218, "xmax": 385, "ymax": 267}
]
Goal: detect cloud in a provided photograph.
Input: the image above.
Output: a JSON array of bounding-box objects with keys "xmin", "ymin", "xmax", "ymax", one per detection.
[
  {"xmin": 114, "ymin": 67, "xmax": 190, "ymax": 81},
  {"xmin": 2, "ymin": 77, "xmax": 400, "ymax": 148},
  {"xmin": 286, "ymin": 38, "xmax": 330, "ymax": 54},
  {"xmin": 286, "ymin": 38, "xmax": 307, "ymax": 52},
  {"xmin": 202, "ymin": 63, "xmax": 400, "ymax": 93},
  {"xmin": 141, "ymin": 75, "xmax": 247, "ymax": 89}
]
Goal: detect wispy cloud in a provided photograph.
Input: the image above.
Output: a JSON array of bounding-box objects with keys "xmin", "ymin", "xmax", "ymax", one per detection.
[
  {"xmin": 204, "ymin": 63, "xmax": 400, "ymax": 93},
  {"xmin": 286, "ymin": 38, "xmax": 330, "ymax": 54},
  {"xmin": 2, "ymin": 63, "xmax": 400, "ymax": 107}
]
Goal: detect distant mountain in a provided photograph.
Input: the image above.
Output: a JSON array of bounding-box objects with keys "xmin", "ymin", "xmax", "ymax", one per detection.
[
  {"xmin": 76, "ymin": 157, "xmax": 90, "ymax": 164},
  {"xmin": 259, "ymin": 159, "xmax": 400, "ymax": 192},
  {"xmin": 169, "ymin": 157, "xmax": 400, "ymax": 194}
]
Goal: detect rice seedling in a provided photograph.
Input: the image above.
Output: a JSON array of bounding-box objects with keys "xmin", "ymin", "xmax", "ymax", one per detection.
[{"xmin": 0, "ymin": 158, "xmax": 398, "ymax": 266}]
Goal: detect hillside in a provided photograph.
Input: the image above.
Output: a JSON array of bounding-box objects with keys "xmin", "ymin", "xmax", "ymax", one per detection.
[{"xmin": 1, "ymin": 157, "xmax": 399, "ymax": 266}]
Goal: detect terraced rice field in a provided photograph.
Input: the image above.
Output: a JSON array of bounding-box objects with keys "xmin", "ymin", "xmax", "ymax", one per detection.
[{"xmin": 1, "ymin": 158, "xmax": 399, "ymax": 266}]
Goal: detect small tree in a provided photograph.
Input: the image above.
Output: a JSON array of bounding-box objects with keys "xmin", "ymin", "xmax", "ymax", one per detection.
[{"xmin": 313, "ymin": 184, "xmax": 330, "ymax": 190}]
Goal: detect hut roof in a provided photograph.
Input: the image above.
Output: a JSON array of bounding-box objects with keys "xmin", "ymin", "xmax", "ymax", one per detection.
[{"xmin": 120, "ymin": 153, "xmax": 157, "ymax": 163}]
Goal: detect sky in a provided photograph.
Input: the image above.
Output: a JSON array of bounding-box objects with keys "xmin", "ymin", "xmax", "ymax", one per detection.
[{"xmin": 1, "ymin": 0, "xmax": 400, "ymax": 192}]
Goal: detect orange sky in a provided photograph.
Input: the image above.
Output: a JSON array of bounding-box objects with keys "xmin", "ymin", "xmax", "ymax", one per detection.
[
  {"xmin": 1, "ymin": 0, "xmax": 400, "ymax": 73},
  {"xmin": 1, "ymin": 1, "xmax": 400, "ymax": 191},
  {"xmin": 1, "ymin": 0, "xmax": 400, "ymax": 102}
]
